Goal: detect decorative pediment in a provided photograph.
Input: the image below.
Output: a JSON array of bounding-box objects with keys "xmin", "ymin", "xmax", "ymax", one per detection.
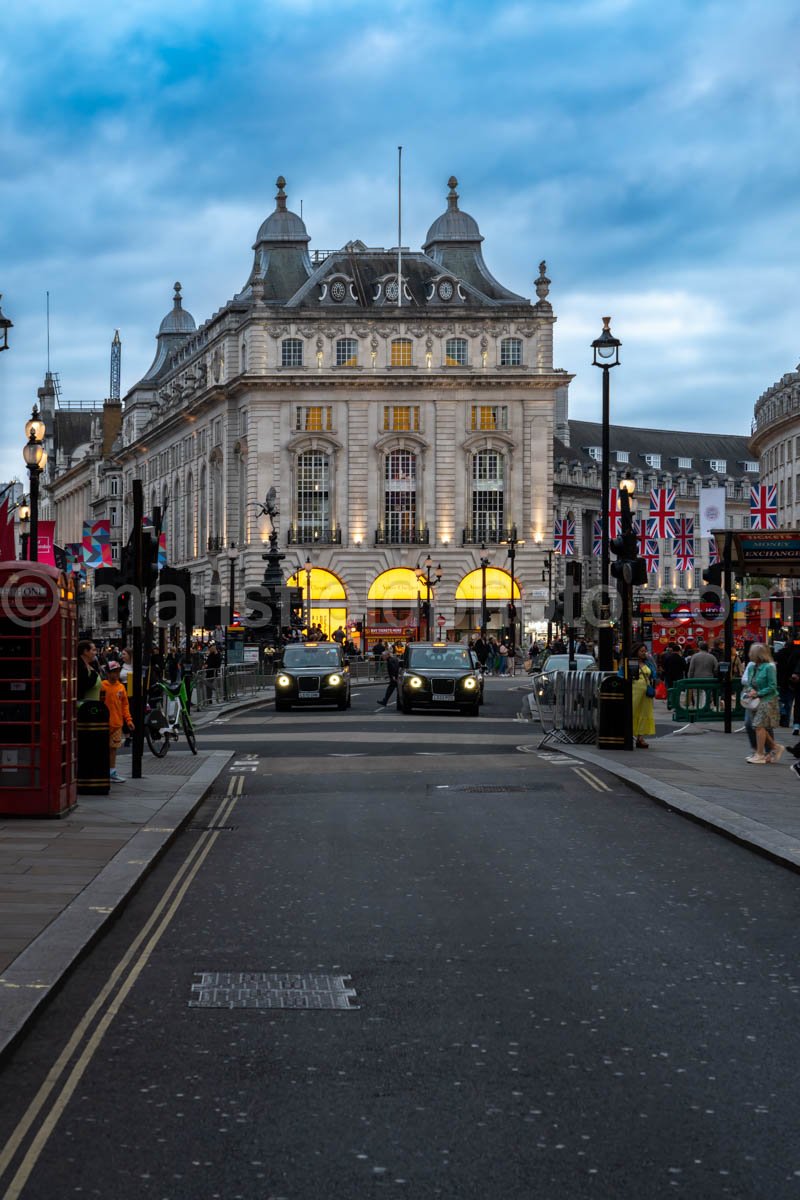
[
  {"xmin": 288, "ymin": 431, "xmax": 343, "ymax": 454},
  {"xmin": 375, "ymin": 430, "xmax": 429, "ymax": 454}
]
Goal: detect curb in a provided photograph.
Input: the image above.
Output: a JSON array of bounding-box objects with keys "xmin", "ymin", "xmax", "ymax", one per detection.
[
  {"xmin": 564, "ymin": 744, "xmax": 800, "ymax": 874},
  {"xmin": 0, "ymin": 750, "xmax": 234, "ymax": 1060}
]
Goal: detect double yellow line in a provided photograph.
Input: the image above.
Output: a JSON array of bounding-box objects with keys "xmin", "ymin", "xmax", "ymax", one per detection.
[
  {"xmin": 572, "ymin": 765, "xmax": 611, "ymax": 793},
  {"xmin": 0, "ymin": 773, "xmax": 245, "ymax": 1200}
]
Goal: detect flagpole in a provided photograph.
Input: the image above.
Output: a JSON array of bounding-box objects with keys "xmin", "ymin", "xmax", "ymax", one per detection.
[{"xmin": 397, "ymin": 146, "xmax": 402, "ymax": 310}]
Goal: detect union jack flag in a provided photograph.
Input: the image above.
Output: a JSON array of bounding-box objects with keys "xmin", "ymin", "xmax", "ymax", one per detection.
[
  {"xmin": 648, "ymin": 487, "xmax": 676, "ymax": 539},
  {"xmin": 592, "ymin": 518, "xmax": 602, "ymax": 558},
  {"xmin": 643, "ymin": 538, "xmax": 660, "ymax": 574},
  {"xmin": 750, "ymin": 484, "xmax": 777, "ymax": 530},
  {"xmin": 672, "ymin": 515, "xmax": 694, "ymax": 571},
  {"xmin": 607, "ymin": 488, "xmax": 621, "ymax": 539},
  {"xmin": 633, "ymin": 516, "xmax": 656, "ymax": 558},
  {"xmin": 708, "ymin": 537, "xmax": 720, "ymax": 565},
  {"xmin": 553, "ymin": 517, "xmax": 575, "ymax": 556}
]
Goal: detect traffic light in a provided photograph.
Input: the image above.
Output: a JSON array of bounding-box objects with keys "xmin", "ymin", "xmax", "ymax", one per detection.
[
  {"xmin": 564, "ymin": 561, "xmax": 582, "ymax": 624},
  {"xmin": 507, "ymin": 602, "xmax": 517, "ymax": 623},
  {"xmin": 702, "ymin": 563, "xmax": 724, "ymax": 587},
  {"xmin": 118, "ymin": 591, "xmax": 131, "ymax": 629},
  {"xmin": 553, "ymin": 591, "xmax": 565, "ymax": 624},
  {"xmin": 610, "ymin": 528, "xmax": 646, "ymax": 586}
]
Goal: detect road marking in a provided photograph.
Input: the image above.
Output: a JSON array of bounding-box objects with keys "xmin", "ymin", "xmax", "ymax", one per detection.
[
  {"xmin": 572, "ymin": 766, "xmax": 611, "ymax": 793},
  {"xmin": 0, "ymin": 775, "xmax": 244, "ymax": 1198}
]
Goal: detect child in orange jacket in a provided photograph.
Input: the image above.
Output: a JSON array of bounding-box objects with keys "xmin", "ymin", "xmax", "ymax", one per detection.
[{"xmin": 101, "ymin": 661, "xmax": 134, "ymax": 783}]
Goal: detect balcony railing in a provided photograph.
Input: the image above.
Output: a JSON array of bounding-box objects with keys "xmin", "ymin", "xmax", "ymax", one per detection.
[
  {"xmin": 374, "ymin": 527, "xmax": 430, "ymax": 546},
  {"xmin": 286, "ymin": 526, "xmax": 342, "ymax": 545},
  {"xmin": 462, "ymin": 527, "xmax": 516, "ymax": 545}
]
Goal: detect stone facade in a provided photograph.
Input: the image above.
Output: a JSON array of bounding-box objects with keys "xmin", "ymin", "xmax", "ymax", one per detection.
[{"xmin": 749, "ymin": 361, "xmax": 800, "ymax": 525}]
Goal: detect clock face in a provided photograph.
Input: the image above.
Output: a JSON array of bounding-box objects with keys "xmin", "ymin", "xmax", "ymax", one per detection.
[
  {"xmin": 330, "ymin": 280, "xmax": 346, "ymax": 302},
  {"xmin": 385, "ymin": 280, "xmax": 399, "ymax": 301},
  {"xmin": 438, "ymin": 280, "xmax": 454, "ymax": 301}
]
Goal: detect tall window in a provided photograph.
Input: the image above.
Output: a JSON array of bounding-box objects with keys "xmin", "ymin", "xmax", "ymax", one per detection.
[
  {"xmin": 500, "ymin": 337, "xmax": 522, "ymax": 366},
  {"xmin": 296, "ymin": 452, "xmax": 330, "ymax": 538},
  {"xmin": 470, "ymin": 405, "xmax": 508, "ymax": 431},
  {"xmin": 390, "ymin": 338, "xmax": 413, "ymax": 367},
  {"xmin": 336, "ymin": 338, "xmax": 358, "ymax": 367},
  {"xmin": 384, "ymin": 450, "xmax": 417, "ymax": 542},
  {"xmin": 445, "ymin": 337, "xmax": 468, "ymax": 366},
  {"xmin": 472, "ymin": 451, "xmax": 505, "ymax": 541},
  {"xmin": 295, "ymin": 406, "xmax": 332, "ymax": 431},
  {"xmin": 383, "ymin": 406, "xmax": 419, "ymax": 432},
  {"xmin": 282, "ymin": 338, "xmax": 303, "ymax": 367},
  {"xmin": 185, "ymin": 473, "xmax": 195, "ymax": 559},
  {"xmin": 173, "ymin": 480, "xmax": 182, "ymax": 561},
  {"xmin": 198, "ymin": 468, "xmax": 207, "ymax": 553}
]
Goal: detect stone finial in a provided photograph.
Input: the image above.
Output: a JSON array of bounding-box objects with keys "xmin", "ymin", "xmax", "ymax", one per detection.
[
  {"xmin": 447, "ymin": 176, "xmax": 459, "ymax": 210},
  {"xmin": 276, "ymin": 176, "xmax": 287, "ymax": 211},
  {"xmin": 535, "ymin": 262, "xmax": 550, "ymax": 301},
  {"xmin": 173, "ymin": 282, "xmax": 183, "ymax": 306}
]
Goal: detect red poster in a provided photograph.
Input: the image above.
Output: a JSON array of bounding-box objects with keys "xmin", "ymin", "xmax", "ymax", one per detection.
[{"xmin": 37, "ymin": 520, "xmax": 56, "ymax": 566}]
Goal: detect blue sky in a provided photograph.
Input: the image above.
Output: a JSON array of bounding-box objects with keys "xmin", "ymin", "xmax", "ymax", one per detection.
[{"xmin": 2, "ymin": 0, "xmax": 799, "ymax": 486}]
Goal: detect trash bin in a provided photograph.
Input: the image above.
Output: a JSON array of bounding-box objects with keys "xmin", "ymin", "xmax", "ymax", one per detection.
[
  {"xmin": 597, "ymin": 674, "xmax": 632, "ymax": 751},
  {"xmin": 77, "ymin": 700, "xmax": 110, "ymax": 795}
]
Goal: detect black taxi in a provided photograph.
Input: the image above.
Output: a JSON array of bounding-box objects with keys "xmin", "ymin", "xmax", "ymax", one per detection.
[
  {"xmin": 397, "ymin": 642, "xmax": 483, "ymax": 716},
  {"xmin": 274, "ymin": 642, "xmax": 351, "ymax": 711}
]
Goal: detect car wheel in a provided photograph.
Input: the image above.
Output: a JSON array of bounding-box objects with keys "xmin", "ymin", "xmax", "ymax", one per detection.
[
  {"xmin": 399, "ymin": 697, "xmax": 412, "ymax": 714},
  {"xmin": 337, "ymin": 696, "xmax": 347, "ymax": 710}
]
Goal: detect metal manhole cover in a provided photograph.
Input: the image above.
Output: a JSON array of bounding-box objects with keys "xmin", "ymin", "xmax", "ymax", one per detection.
[{"xmin": 189, "ymin": 972, "xmax": 359, "ymax": 1010}]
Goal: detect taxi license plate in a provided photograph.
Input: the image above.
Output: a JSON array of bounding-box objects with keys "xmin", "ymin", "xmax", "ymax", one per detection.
[
  {"xmin": 300, "ymin": 690, "xmax": 320, "ymax": 698},
  {"xmin": 432, "ymin": 694, "xmax": 454, "ymax": 701}
]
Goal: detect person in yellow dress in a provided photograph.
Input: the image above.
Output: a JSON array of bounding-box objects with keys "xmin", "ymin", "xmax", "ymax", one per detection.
[{"xmin": 631, "ymin": 641, "xmax": 657, "ymax": 748}]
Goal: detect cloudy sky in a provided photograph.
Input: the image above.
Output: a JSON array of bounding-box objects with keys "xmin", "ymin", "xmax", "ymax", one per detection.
[{"xmin": 2, "ymin": 0, "xmax": 799, "ymax": 486}]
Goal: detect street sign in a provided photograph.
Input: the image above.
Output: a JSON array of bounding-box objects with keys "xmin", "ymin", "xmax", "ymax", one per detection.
[
  {"xmin": 528, "ymin": 587, "xmax": 549, "ymax": 600},
  {"xmin": 436, "ymin": 615, "xmax": 446, "ymax": 626}
]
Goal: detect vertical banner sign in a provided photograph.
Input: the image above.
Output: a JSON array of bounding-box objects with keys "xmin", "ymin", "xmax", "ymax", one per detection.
[
  {"xmin": 37, "ymin": 520, "xmax": 57, "ymax": 566},
  {"xmin": 699, "ymin": 487, "xmax": 726, "ymax": 540}
]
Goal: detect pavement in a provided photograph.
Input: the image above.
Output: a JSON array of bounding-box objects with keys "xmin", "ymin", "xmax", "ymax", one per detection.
[
  {"xmin": 0, "ymin": 687, "xmax": 275, "ymax": 1059},
  {"xmin": 4, "ymin": 678, "xmax": 800, "ymax": 1062}
]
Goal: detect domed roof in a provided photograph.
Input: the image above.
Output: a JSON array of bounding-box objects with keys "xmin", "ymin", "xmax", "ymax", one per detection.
[
  {"xmin": 255, "ymin": 176, "xmax": 310, "ymax": 245},
  {"xmin": 423, "ymin": 177, "xmax": 483, "ymax": 249},
  {"xmin": 158, "ymin": 282, "xmax": 196, "ymax": 335}
]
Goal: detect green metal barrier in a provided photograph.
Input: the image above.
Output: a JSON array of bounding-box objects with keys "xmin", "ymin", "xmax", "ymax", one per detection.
[{"xmin": 668, "ymin": 677, "xmax": 744, "ymax": 723}]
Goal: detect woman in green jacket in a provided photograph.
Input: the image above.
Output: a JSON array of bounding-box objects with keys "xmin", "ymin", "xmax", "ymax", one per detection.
[{"xmin": 744, "ymin": 643, "xmax": 783, "ymax": 764}]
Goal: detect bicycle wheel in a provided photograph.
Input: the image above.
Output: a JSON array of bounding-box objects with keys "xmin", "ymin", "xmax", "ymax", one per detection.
[
  {"xmin": 181, "ymin": 709, "xmax": 198, "ymax": 754},
  {"xmin": 145, "ymin": 709, "xmax": 171, "ymax": 758}
]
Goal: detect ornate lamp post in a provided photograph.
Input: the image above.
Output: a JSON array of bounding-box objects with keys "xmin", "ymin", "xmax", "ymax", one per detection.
[
  {"xmin": 591, "ymin": 317, "xmax": 621, "ymax": 670},
  {"xmin": 0, "ymin": 296, "xmax": 13, "ymax": 352},
  {"xmin": 227, "ymin": 543, "xmax": 240, "ymax": 627},
  {"xmin": 304, "ymin": 556, "xmax": 313, "ymax": 636},
  {"xmin": 541, "ymin": 548, "xmax": 554, "ymax": 647},
  {"xmin": 479, "ymin": 543, "xmax": 491, "ymax": 635},
  {"xmin": 415, "ymin": 554, "xmax": 442, "ymax": 640},
  {"xmin": 500, "ymin": 527, "xmax": 524, "ymax": 660},
  {"xmin": 22, "ymin": 406, "xmax": 47, "ymax": 563},
  {"xmin": 618, "ymin": 471, "xmax": 637, "ymax": 670}
]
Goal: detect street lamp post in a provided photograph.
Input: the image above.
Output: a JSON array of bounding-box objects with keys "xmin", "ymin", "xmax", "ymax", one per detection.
[
  {"xmin": 592, "ymin": 317, "xmax": 621, "ymax": 670},
  {"xmin": 22, "ymin": 406, "xmax": 47, "ymax": 563},
  {"xmin": 16, "ymin": 500, "xmax": 30, "ymax": 561},
  {"xmin": 304, "ymin": 556, "xmax": 313, "ymax": 636},
  {"xmin": 415, "ymin": 555, "xmax": 442, "ymax": 641},
  {"xmin": 500, "ymin": 527, "xmax": 524, "ymax": 661},
  {"xmin": 618, "ymin": 473, "xmax": 636, "ymax": 671},
  {"xmin": 479, "ymin": 543, "xmax": 491, "ymax": 635},
  {"xmin": 227, "ymin": 543, "xmax": 240, "ymax": 627},
  {"xmin": 541, "ymin": 549, "xmax": 554, "ymax": 647},
  {"xmin": 0, "ymin": 296, "xmax": 13, "ymax": 352}
]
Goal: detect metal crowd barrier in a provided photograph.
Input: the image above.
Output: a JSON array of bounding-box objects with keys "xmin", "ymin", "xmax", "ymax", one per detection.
[
  {"xmin": 527, "ymin": 670, "xmax": 608, "ymax": 748},
  {"xmin": 668, "ymin": 677, "xmax": 744, "ymax": 723}
]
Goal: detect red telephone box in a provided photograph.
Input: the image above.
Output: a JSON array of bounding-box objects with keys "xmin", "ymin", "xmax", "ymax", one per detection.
[{"xmin": 0, "ymin": 562, "xmax": 77, "ymax": 816}]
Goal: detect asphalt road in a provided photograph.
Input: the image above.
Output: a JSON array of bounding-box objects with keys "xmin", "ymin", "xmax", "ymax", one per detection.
[{"xmin": 1, "ymin": 679, "xmax": 800, "ymax": 1198}]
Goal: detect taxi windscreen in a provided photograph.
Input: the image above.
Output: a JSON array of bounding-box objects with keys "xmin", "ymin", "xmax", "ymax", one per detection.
[
  {"xmin": 283, "ymin": 644, "xmax": 341, "ymax": 668},
  {"xmin": 407, "ymin": 646, "xmax": 472, "ymax": 669}
]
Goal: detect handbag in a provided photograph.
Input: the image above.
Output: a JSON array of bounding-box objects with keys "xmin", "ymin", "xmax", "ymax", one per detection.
[
  {"xmin": 740, "ymin": 694, "xmax": 760, "ymax": 711},
  {"xmin": 646, "ymin": 684, "xmax": 655, "ymax": 698}
]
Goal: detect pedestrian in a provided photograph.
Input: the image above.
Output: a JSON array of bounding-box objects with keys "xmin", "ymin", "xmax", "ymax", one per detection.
[
  {"xmin": 205, "ymin": 642, "xmax": 222, "ymax": 703},
  {"xmin": 472, "ymin": 632, "xmax": 489, "ymax": 671},
  {"xmin": 742, "ymin": 642, "xmax": 783, "ymax": 764},
  {"xmin": 687, "ymin": 640, "xmax": 718, "ymax": 710},
  {"xmin": 661, "ymin": 642, "xmax": 686, "ymax": 690},
  {"xmin": 740, "ymin": 656, "xmax": 757, "ymax": 752},
  {"xmin": 77, "ymin": 640, "xmax": 102, "ymax": 701},
  {"xmin": 497, "ymin": 639, "xmax": 509, "ymax": 676},
  {"xmin": 332, "ymin": 626, "xmax": 345, "ymax": 645},
  {"xmin": 100, "ymin": 661, "xmax": 134, "ymax": 783},
  {"xmin": 627, "ymin": 641, "xmax": 657, "ymax": 748},
  {"xmin": 377, "ymin": 643, "xmax": 403, "ymax": 707},
  {"xmin": 775, "ymin": 641, "xmax": 800, "ymax": 729}
]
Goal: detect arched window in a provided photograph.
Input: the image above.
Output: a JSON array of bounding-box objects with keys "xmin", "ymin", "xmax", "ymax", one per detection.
[
  {"xmin": 500, "ymin": 337, "xmax": 522, "ymax": 367},
  {"xmin": 210, "ymin": 457, "xmax": 223, "ymax": 541},
  {"xmin": 185, "ymin": 473, "xmax": 195, "ymax": 559},
  {"xmin": 296, "ymin": 451, "xmax": 330, "ymax": 540},
  {"xmin": 384, "ymin": 449, "xmax": 417, "ymax": 543},
  {"xmin": 390, "ymin": 338, "xmax": 413, "ymax": 367},
  {"xmin": 445, "ymin": 337, "xmax": 468, "ymax": 367},
  {"xmin": 172, "ymin": 479, "xmax": 182, "ymax": 561},
  {"xmin": 237, "ymin": 452, "xmax": 247, "ymax": 545},
  {"xmin": 282, "ymin": 338, "xmax": 303, "ymax": 367},
  {"xmin": 336, "ymin": 338, "xmax": 358, "ymax": 367},
  {"xmin": 472, "ymin": 450, "xmax": 505, "ymax": 541}
]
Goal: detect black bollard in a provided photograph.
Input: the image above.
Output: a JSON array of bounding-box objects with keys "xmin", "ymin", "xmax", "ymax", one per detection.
[{"xmin": 77, "ymin": 700, "xmax": 110, "ymax": 795}]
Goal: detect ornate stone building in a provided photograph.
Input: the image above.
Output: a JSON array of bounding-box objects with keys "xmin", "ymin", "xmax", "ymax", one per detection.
[
  {"xmin": 749, "ymin": 360, "xmax": 800, "ymax": 526},
  {"xmin": 114, "ymin": 176, "xmax": 571, "ymax": 643}
]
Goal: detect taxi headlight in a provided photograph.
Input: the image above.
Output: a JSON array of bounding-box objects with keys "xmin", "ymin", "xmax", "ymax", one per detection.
[
  {"xmin": 408, "ymin": 675, "xmax": 424, "ymax": 689},
  {"xmin": 328, "ymin": 674, "xmax": 342, "ymax": 686},
  {"xmin": 463, "ymin": 676, "xmax": 477, "ymax": 690},
  {"xmin": 277, "ymin": 675, "xmax": 291, "ymax": 688}
]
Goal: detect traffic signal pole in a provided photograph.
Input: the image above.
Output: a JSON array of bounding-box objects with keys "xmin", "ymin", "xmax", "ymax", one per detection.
[
  {"xmin": 131, "ymin": 480, "xmax": 144, "ymax": 780},
  {"xmin": 723, "ymin": 531, "xmax": 733, "ymax": 735}
]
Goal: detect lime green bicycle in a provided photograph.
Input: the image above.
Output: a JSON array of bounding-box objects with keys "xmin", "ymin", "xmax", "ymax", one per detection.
[{"xmin": 144, "ymin": 675, "xmax": 198, "ymax": 757}]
